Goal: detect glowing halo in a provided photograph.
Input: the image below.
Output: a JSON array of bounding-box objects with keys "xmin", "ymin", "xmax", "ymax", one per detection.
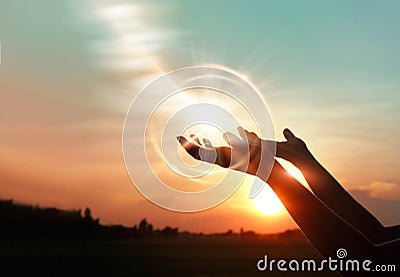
[{"xmin": 123, "ymin": 65, "xmax": 275, "ymax": 212}]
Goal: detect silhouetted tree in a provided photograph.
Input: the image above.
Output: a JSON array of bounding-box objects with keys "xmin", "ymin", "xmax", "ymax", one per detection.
[
  {"xmin": 0, "ymin": 199, "xmax": 103, "ymax": 238},
  {"xmin": 162, "ymin": 226, "xmax": 178, "ymax": 237},
  {"xmin": 139, "ymin": 218, "xmax": 148, "ymax": 230},
  {"xmin": 84, "ymin": 207, "xmax": 92, "ymax": 221}
]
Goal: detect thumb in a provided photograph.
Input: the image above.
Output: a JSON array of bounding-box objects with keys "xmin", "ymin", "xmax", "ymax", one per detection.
[{"xmin": 283, "ymin": 128, "xmax": 296, "ymax": 141}]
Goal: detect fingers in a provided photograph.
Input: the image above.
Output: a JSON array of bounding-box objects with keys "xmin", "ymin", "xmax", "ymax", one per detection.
[
  {"xmin": 177, "ymin": 135, "xmax": 219, "ymax": 164},
  {"xmin": 283, "ymin": 128, "xmax": 296, "ymax": 141},
  {"xmin": 190, "ymin": 134, "xmax": 201, "ymax": 145},
  {"xmin": 201, "ymin": 138, "xmax": 218, "ymax": 163},
  {"xmin": 243, "ymin": 129, "xmax": 261, "ymax": 147},
  {"xmin": 177, "ymin": 135, "xmax": 217, "ymax": 162},
  {"xmin": 236, "ymin": 126, "xmax": 260, "ymax": 145},
  {"xmin": 176, "ymin": 136, "xmax": 201, "ymax": 160},
  {"xmin": 223, "ymin": 131, "xmax": 242, "ymax": 146},
  {"xmin": 244, "ymin": 129, "xmax": 258, "ymax": 140},
  {"xmin": 176, "ymin": 135, "xmax": 189, "ymax": 146},
  {"xmin": 203, "ymin": 138, "xmax": 213, "ymax": 148},
  {"xmin": 237, "ymin": 126, "xmax": 247, "ymax": 141},
  {"xmin": 199, "ymin": 145, "xmax": 217, "ymax": 164}
]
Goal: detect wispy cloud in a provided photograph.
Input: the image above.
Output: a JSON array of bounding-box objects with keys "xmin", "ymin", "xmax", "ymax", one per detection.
[
  {"xmin": 71, "ymin": 0, "xmax": 180, "ymax": 114},
  {"xmin": 357, "ymin": 181, "xmax": 400, "ymax": 200}
]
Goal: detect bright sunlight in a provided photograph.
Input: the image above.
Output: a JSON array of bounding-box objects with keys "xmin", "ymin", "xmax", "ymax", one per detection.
[{"xmin": 252, "ymin": 186, "xmax": 284, "ymax": 215}]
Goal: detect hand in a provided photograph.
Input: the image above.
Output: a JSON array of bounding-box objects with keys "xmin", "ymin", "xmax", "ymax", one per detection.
[
  {"xmin": 177, "ymin": 127, "xmax": 274, "ymax": 177},
  {"xmin": 276, "ymin": 129, "xmax": 312, "ymax": 165}
]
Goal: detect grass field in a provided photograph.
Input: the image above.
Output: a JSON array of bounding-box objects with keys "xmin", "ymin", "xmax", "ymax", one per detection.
[{"xmin": 0, "ymin": 237, "xmax": 339, "ymax": 276}]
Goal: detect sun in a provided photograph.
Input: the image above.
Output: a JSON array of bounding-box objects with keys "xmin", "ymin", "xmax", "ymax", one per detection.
[
  {"xmin": 252, "ymin": 162, "xmax": 307, "ymax": 215},
  {"xmin": 286, "ymin": 166, "xmax": 304, "ymax": 180},
  {"xmin": 252, "ymin": 186, "xmax": 284, "ymax": 215},
  {"xmin": 276, "ymin": 158, "xmax": 308, "ymax": 186}
]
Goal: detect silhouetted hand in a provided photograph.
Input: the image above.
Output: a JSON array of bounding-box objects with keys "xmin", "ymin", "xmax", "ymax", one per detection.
[
  {"xmin": 276, "ymin": 129, "xmax": 312, "ymax": 165},
  {"xmin": 177, "ymin": 127, "xmax": 273, "ymax": 176},
  {"xmin": 177, "ymin": 127, "xmax": 312, "ymax": 178}
]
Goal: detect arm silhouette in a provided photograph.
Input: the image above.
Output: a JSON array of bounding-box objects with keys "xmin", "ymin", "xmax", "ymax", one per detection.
[
  {"xmin": 274, "ymin": 128, "xmax": 400, "ymax": 244},
  {"xmin": 267, "ymin": 161, "xmax": 399, "ymax": 265},
  {"xmin": 267, "ymin": 161, "xmax": 374, "ymax": 259},
  {"xmin": 177, "ymin": 128, "xmax": 399, "ymax": 263}
]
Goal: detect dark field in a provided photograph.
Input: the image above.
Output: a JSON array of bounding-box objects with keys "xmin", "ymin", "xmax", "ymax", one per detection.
[
  {"xmin": 0, "ymin": 237, "xmax": 339, "ymax": 276},
  {"xmin": 0, "ymin": 200, "xmax": 339, "ymax": 276}
]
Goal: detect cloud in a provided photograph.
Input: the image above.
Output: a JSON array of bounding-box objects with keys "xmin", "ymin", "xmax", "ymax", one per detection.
[
  {"xmin": 358, "ymin": 181, "xmax": 400, "ymax": 200},
  {"xmin": 349, "ymin": 181, "xmax": 400, "ymax": 225},
  {"xmin": 70, "ymin": 0, "xmax": 181, "ymax": 114},
  {"xmin": 349, "ymin": 189, "xmax": 400, "ymax": 226}
]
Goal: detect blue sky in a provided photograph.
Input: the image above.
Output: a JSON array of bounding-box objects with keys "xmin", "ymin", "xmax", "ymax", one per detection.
[{"xmin": 162, "ymin": 0, "xmax": 400, "ymax": 188}]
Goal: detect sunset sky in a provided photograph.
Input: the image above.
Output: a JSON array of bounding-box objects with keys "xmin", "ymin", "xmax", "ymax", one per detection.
[{"xmin": 1, "ymin": 0, "xmax": 399, "ymax": 233}]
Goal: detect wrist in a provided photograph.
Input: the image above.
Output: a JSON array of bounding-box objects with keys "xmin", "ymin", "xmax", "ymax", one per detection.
[
  {"xmin": 255, "ymin": 140, "xmax": 277, "ymax": 180},
  {"xmin": 265, "ymin": 160, "xmax": 287, "ymax": 184},
  {"xmin": 290, "ymin": 148, "xmax": 316, "ymax": 168}
]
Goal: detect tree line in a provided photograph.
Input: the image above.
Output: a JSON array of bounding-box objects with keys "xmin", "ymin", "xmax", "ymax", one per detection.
[{"xmin": 0, "ymin": 198, "xmax": 306, "ymax": 242}]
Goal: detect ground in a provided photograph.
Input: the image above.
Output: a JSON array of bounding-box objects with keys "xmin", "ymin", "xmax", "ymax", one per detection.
[{"xmin": 0, "ymin": 237, "xmax": 339, "ymax": 276}]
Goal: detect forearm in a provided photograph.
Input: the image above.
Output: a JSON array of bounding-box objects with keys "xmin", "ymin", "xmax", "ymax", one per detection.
[
  {"xmin": 264, "ymin": 161, "xmax": 374, "ymax": 259},
  {"xmin": 290, "ymin": 152, "xmax": 386, "ymax": 243}
]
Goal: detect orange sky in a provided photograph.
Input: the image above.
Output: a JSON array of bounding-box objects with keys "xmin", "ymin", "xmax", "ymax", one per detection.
[{"xmin": 1, "ymin": 1, "xmax": 399, "ymax": 233}]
